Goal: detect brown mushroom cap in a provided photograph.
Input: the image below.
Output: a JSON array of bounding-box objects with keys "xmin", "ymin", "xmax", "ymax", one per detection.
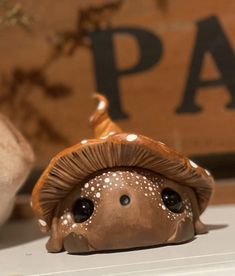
[{"xmin": 32, "ymin": 94, "xmax": 214, "ymax": 231}]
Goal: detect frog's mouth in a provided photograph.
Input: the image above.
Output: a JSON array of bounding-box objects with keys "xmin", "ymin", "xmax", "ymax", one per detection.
[{"xmin": 63, "ymin": 232, "xmax": 95, "ymax": 253}]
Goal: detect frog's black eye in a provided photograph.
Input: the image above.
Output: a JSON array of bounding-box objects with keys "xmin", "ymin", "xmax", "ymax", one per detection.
[
  {"xmin": 73, "ymin": 198, "xmax": 94, "ymax": 223},
  {"xmin": 120, "ymin": 195, "xmax": 130, "ymax": 206},
  {"xmin": 161, "ymin": 188, "xmax": 183, "ymax": 213}
]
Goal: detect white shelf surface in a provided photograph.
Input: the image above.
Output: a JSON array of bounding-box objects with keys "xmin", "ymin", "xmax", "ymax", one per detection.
[{"xmin": 0, "ymin": 205, "xmax": 235, "ymax": 276}]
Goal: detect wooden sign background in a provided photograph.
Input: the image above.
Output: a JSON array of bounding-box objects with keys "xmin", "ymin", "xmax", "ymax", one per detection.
[{"xmin": 0, "ymin": 0, "xmax": 235, "ymax": 170}]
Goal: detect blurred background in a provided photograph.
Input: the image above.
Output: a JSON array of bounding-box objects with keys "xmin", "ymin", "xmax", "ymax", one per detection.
[{"xmin": 0, "ymin": 0, "xmax": 234, "ymax": 216}]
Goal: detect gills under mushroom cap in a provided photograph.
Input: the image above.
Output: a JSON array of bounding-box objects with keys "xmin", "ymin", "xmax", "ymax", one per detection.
[
  {"xmin": 32, "ymin": 132, "xmax": 214, "ymax": 231},
  {"xmin": 32, "ymin": 94, "xmax": 214, "ymax": 233}
]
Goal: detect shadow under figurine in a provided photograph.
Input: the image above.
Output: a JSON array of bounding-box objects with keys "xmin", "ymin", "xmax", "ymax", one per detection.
[{"xmin": 32, "ymin": 94, "xmax": 215, "ymax": 254}]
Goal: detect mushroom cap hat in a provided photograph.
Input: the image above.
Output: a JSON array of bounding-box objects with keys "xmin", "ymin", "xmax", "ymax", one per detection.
[{"xmin": 32, "ymin": 94, "xmax": 215, "ymax": 231}]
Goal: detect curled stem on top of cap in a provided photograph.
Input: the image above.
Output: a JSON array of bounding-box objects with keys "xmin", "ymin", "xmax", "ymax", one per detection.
[{"xmin": 90, "ymin": 93, "xmax": 122, "ymax": 139}]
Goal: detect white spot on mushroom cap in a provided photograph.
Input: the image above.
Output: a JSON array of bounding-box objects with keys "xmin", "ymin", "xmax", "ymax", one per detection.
[
  {"xmin": 81, "ymin": 140, "xmax": 88, "ymax": 144},
  {"xmin": 205, "ymin": 169, "xmax": 211, "ymax": 176},
  {"xmin": 101, "ymin": 131, "xmax": 115, "ymax": 140},
  {"xmin": 101, "ymin": 135, "xmax": 108, "ymax": 140},
  {"xmin": 189, "ymin": 159, "xmax": 198, "ymax": 168},
  {"xmin": 96, "ymin": 192, "xmax": 101, "ymax": 198},
  {"xmin": 89, "ymin": 115, "xmax": 94, "ymax": 123},
  {"xmin": 126, "ymin": 134, "xmax": 138, "ymax": 142},
  {"xmin": 84, "ymin": 183, "xmax": 89, "ymax": 188},
  {"xmin": 38, "ymin": 219, "xmax": 47, "ymax": 227},
  {"xmin": 104, "ymin": 178, "xmax": 110, "ymax": 183},
  {"xmin": 158, "ymin": 141, "xmax": 165, "ymax": 146},
  {"xmin": 98, "ymin": 100, "xmax": 105, "ymax": 110}
]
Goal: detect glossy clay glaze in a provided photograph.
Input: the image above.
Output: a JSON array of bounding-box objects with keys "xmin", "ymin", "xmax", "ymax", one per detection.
[{"xmin": 32, "ymin": 94, "xmax": 215, "ymax": 253}]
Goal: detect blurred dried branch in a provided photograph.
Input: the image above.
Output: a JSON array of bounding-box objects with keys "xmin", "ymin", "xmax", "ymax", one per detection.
[
  {"xmin": 0, "ymin": 1, "xmax": 33, "ymax": 31},
  {"xmin": 0, "ymin": 68, "xmax": 70, "ymax": 146},
  {"xmin": 155, "ymin": 0, "xmax": 169, "ymax": 12},
  {"xmin": 0, "ymin": 0, "xmax": 123, "ymax": 147},
  {"xmin": 45, "ymin": 0, "xmax": 123, "ymax": 66}
]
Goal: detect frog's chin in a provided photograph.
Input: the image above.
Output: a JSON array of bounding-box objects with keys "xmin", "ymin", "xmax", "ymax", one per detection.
[{"xmin": 63, "ymin": 232, "xmax": 95, "ymax": 254}]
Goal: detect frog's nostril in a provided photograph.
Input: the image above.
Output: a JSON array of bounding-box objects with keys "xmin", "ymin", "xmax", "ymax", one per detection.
[
  {"xmin": 64, "ymin": 233, "xmax": 90, "ymax": 253},
  {"xmin": 120, "ymin": 195, "xmax": 130, "ymax": 206}
]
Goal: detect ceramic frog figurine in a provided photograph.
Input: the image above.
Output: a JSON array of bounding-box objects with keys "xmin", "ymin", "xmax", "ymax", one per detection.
[{"xmin": 32, "ymin": 94, "xmax": 214, "ymax": 253}]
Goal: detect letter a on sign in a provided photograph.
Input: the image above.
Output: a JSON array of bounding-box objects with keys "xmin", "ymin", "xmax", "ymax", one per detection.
[{"xmin": 177, "ymin": 16, "xmax": 235, "ymax": 113}]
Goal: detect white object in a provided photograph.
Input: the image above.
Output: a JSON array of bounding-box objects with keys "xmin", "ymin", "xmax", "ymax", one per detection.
[
  {"xmin": 0, "ymin": 205, "xmax": 235, "ymax": 275},
  {"xmin": 0, "ymin": 115, "xmax": 34, "ymax": 226}
]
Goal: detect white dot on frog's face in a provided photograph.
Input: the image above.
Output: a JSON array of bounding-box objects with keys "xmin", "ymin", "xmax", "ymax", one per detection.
[
  {"xmin": 104, "ymin": 178, "xmax": 110, "ymax": 183},
  {"xmin": 96, "ymin": 192, "xmax": 101, "ymax": 198}
]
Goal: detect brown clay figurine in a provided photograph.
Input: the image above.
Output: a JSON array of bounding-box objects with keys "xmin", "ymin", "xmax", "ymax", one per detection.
[
  {"xmin": 0, "ymin": 115, "xmax": 34, "ymax": 226},
  {"xmin": 32, "ymin": 94, "xmax": 215, "ymax": 253}
]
